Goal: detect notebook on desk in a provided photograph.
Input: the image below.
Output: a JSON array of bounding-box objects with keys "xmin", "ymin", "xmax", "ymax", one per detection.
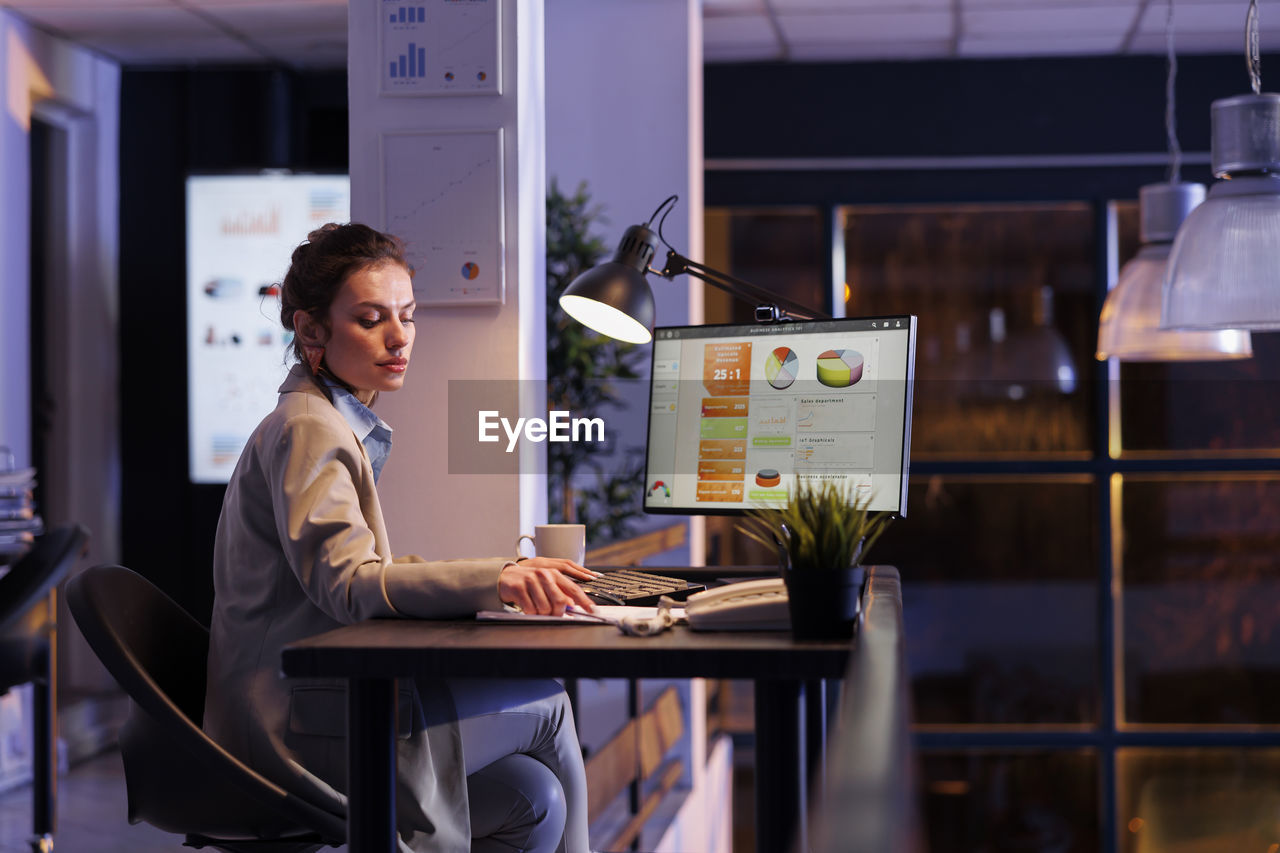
[{"xmin": 576, "ymin": 568, "xmax": 705, "ymax": 607}]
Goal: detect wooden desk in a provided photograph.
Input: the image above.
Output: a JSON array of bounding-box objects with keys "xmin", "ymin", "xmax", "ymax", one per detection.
[{"xmin": 281, "ymin": 615, "xmax": 853, "ymax": 852}]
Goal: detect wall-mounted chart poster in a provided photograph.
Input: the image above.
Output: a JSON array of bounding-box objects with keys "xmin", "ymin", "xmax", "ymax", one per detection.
[
  {"xmin": 380, "ymin": 0, "xmax": 501, "ymax": 96},
  {"xmin": 381, "ymin": 129, "xmax": 505, "ymax": 306},
  {"xmin": 186, "ymin": 173, "xmax": 350, "ymax": 483}
]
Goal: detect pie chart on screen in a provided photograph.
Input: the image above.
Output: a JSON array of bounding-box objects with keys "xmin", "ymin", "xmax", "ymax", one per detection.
[
  {"xmin": 816, "ymin": 349, "xmax": 864, "ymax": 387},
  {"xmin": 765, "ymin": 347, "xmax": 798, "ymax": 389}
]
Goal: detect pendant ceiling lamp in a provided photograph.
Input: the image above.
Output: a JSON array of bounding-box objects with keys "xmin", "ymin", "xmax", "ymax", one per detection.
[
  {"xmin": 1097, "ymin": 0, "xmax": 1253, "ymax": 360},
  {"xmin": 1098, "ymin": 185, "xmax": 1253, "ymax": 360},
  {"xmin": 1162, "ymin": 0, "xmax": 1280, "ymax": 331}
]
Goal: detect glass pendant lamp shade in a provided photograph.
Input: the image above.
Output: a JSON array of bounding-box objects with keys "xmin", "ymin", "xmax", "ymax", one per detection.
[
  {"xmin": 1097, "ymin": 183, "xmax": 1252, "ymax": 360},
  {"xmin": 1162, "ymin": 93, "xmax": 1280, "ymax": 331}
]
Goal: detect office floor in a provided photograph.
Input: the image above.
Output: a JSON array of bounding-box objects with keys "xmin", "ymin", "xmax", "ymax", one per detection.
[
  {"xmin": 0, "ymin": 748, "xmax": 750, "ymax": 853},
  {"xmin": 0, "ymin": 751, "xmax": 353, "ymax": 853}
]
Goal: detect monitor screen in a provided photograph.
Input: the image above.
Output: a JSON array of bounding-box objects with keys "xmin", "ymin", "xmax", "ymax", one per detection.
[
  {"xmin": 186, "ymin": 172, "xmax": 350, "ymax": 484},
  {"xmin": 643, "ymin": 316, "xmax": 916, "ymax": 516}
]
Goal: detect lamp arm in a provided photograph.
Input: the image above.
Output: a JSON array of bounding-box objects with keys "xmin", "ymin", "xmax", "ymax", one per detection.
[{"xmin": 657, "ymin": 251, "xmax": 831, "ymax": 321}]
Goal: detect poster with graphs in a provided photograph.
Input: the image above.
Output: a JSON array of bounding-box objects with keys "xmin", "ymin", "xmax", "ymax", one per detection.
[
  {"xmin": 381, "ymin": 129, "xmax": 505, "ymax": 305},
  {"xmin": 380, "ymin": 0, "xmax": 500, "ymax": 95}
]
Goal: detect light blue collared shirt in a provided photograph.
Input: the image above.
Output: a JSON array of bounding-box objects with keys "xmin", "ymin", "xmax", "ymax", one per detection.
[{"xmin": 319, "ymin": 374, "xmax": 393, "ymax": 483}]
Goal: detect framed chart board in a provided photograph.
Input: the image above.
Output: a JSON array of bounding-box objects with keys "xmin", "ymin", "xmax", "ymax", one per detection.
[
  {"xmin": 379, "ymin": 0, "xmax": 501, "ymax": 96},
  {"xmin": 380, "ymin": 129, "xmax": 505, "ymax": 306}
]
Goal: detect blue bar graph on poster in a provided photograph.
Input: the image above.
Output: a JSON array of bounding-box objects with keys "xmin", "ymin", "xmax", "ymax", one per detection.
[
  {"xmin": 398, "ymin": 55, "xmax": 406, "ymax": 78},
  {"xmin": 418, "ymin": 47, "xmax": 425, "ymax": 72},
  {"xmin": 389, "ymin": 62, "xmax": 397, "ymax": 78},
  {"xmin": 389, "ymin": 6, "xmax": 425, "ymax": 25},
  {"xmin": 408, "ymin": 43, "xmax": 416, "ymax": 77}
]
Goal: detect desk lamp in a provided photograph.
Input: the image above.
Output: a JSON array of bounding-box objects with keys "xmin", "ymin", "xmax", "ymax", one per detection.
[{"xmin": 558, "ymin": 195, "xmax": 829, "ymax": 344}]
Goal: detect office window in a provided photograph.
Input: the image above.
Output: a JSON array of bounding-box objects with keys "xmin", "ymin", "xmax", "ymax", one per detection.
[
  {"xmin": 883, "ymin": 477, "xmax": 1099, "ymax": 726},
  {"xmin": 1118, "ymin": 475, "xmax": 1280, "ymax": 726},
  {"xmin": 703, "ymin": 207, "xmax": 825, "ymax": 324},
  {"xmin": 921, "ymin": 750, "xmax": 1099, "ymax": 853},
  {"xmin": 841, "ymin": 203, "xmax": 1097, "ymax": 458},
  {"xmin": 708, "ymin": 193, "xmax": 1280, "ymax": 853},
  {"xmin": 1111, "ymin": 200, "xmax": 1280, "ymax": 456},
  {"xmin": 1117, "ymin": 749, "xmax": 1280, "ymax": 853}
]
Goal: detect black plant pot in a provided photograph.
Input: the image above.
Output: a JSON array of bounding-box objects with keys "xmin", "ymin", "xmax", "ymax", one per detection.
[{"xmin": 783, "ymin": 565, "xmax": 864, "ymax": 640}]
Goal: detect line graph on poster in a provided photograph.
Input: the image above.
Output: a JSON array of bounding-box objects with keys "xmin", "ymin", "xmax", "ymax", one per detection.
[{"xmin": 380, "ymin": 129, "xmax": 505, "ymax": 306}]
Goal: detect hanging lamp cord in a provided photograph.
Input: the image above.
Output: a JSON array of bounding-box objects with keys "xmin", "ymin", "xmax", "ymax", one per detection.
[{"xmin": 1165, "ymin": 0, "xmax": 1182, "ymax": 183}]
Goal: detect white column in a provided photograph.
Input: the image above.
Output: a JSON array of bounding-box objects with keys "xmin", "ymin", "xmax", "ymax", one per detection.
[{"xmin": 347, "ymin": 0, "xmax": 546, "ymax": 557}]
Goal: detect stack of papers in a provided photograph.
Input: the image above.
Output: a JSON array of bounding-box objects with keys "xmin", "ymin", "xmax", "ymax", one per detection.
[{"xmin": 0, "ymin": 461, "xmax": 42, "ymax": 564}]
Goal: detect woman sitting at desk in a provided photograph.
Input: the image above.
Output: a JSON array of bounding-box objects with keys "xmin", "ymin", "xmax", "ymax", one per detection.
[{"xmin": 203, "ymin": 223, "xmax": 596, "ymax": 852}]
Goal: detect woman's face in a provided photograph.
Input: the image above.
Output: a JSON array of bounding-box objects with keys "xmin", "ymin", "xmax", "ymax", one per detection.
[{"xmin": 320, "ymin": 261, "xmax": 416, "ymax": 402}]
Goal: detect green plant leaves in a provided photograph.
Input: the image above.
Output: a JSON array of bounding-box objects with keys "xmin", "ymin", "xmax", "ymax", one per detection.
[{"xmin": 737, "ymin": 479, "xmax": 894, "ymax": 570}]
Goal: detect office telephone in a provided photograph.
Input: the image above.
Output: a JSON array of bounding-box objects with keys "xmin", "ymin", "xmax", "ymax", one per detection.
[{"xmin": 684, "ymin": 578, "xmax": 790, "ymax": 631}]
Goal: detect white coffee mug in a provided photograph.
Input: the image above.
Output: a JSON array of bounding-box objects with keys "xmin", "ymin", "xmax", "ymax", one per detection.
[{"xmin": 516, "ymin": 524, "xmax": 586, "ymax": 563}]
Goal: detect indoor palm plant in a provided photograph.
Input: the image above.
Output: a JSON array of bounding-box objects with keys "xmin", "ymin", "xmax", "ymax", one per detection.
[{"xmin": 738, "ymin": 479, "xmax": 894, "ymax": 639}]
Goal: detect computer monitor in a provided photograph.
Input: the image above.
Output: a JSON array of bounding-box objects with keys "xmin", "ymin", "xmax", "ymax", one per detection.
[{"xmin": 643, "ymin": 315, "xmax": 916, "ymax": 516}]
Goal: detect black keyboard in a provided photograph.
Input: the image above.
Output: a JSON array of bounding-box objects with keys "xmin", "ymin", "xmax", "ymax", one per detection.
[{"xmin": 577, "ymin": 569, "xmax": 705, "ymax": 607}]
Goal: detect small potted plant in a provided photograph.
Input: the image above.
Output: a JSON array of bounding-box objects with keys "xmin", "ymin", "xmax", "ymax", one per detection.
[{"xmin": 738, "ymin": 479, "xmax": 894, "ymax": 639}]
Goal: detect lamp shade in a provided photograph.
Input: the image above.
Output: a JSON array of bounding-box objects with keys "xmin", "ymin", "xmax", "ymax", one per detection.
[
  {"xmin": 559, "ymin": 223, "xmax": 659, "ymax": 344},
  {"xmin": 1162, "ymin": 94, "xmax": 1280, "ymax": 331},
  {"xmin": 983, "ymin": 291, "xmax": 1077, "ymax": 399},
  {"xmin": 1097, "ymin": 182, "xmax": 1252, "ymax": 360}
]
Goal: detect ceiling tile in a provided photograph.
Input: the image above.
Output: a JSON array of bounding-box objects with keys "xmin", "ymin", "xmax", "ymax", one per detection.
[
  {"xmin": 1137, "ymin": 2, "xmax": 1250, "ymax": 34},
  {"xmin": 789, "ymin": 38, "xmax": 954, "ymax": 60},
  {"xmin": 186, "ymin": 0, "xmax": 345, "ymax": 6},
  {"xmin": 704, "ymin": 14, "xmax": 777, "ymax": 44},
  {"xmin": 777, "ymin": 11, "xmax": 953, "ymax": 41},
  {"xmin": 11, "ymin": 6, "xmax": 225, "ymax": 40},
  {"xmin": 703, "ymin": 0, "xmax": 768, "ymax": 12},
  {"xmin": 251, "ymin": 32, "xmax": 346, "ymax": 69},
  {"xmin": 771, "ymin": 0, "xmax": 951, "ymax": 9},
  {"xmin": 964, "ymin": 0, "xmax": 1143, "ymax": 6},
  {"xmin": 1128, "ymin": 29, "xmax": 1280, "ymax": 54},
  {"xmin": 5, "ymin": 0, "xmax": 166, "ymax": 8},
  {"xmin": 959, "ymin": 33, "xmax": 1126, "ymax": 57},
  {"xmin": 197, "ymin": 2, "xmax": 347, "ymax": 37},
  {"xmin": 964, "ymin": 6, "xmax": 1137, "ymax": 36}
]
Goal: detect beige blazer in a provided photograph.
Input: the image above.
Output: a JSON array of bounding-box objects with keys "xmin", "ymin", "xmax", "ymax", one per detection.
[{"xmin": 203, "ymin": 365, "xmax": 507, "ymax": 852}]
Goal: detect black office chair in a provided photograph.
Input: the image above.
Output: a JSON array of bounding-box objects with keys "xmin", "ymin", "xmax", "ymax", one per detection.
[
  {"xmin": 65, "ymin": 564, "xmax": 346, "ymax": 853},
  {"xmin": 0, "ymin": 523, "xmax": 89, "ymax": 853}
]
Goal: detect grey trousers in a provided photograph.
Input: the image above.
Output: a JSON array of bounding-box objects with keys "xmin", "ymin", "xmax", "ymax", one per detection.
[{"xmin": 453, "ymin": 679, "xmax": 591, "ymax": 853}]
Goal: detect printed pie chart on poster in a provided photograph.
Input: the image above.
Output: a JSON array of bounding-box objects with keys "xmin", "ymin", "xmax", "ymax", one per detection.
[
  {"xmin": 765, "ymin": 347, "xmax": 798, "ymax": 389},
  {"xmin": 816, "ymin": 349, "xmax": 864, "ymax": 388}
]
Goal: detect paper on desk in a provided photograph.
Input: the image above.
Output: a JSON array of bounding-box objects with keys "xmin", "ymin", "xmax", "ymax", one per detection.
[{"xmin": 476, "ymin": 605, "xmax": 668, "ymax": 624}]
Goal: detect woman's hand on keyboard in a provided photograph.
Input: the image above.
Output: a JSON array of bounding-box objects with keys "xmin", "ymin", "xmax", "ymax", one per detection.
[{"xmin": 499, "ymin": 558, "xmax": 599, "ymax": 615}]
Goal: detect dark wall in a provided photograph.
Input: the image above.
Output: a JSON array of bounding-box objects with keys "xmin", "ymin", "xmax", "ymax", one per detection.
[
  {"xmin": 704, "ymin": 53, "xmax": 1275, "ymax": 206},
  {"xmin": 119, "ymin": 67, "xmax": 347, "ymax": 623}
]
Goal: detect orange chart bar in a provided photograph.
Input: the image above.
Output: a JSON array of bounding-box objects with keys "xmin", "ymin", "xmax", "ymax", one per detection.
[
  {"xmin": 697, "ymin": 481, "xmax": 744, "ymax": 502},
  {"xmin": 698, "ymin": 460, "xmax": 746, "ymax": 481},
  {"xmin": 702, "ymin": 397, "xmax": 750, "ymax": 417},
  {"xmin": 698, "ymin": 439, "xmax": 747, "ymax": 460}
]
